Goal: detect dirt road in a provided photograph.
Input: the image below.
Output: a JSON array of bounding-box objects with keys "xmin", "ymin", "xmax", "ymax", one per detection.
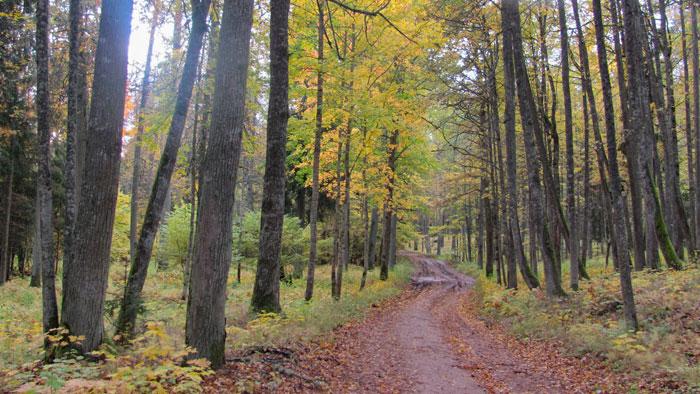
[{"xmin": 207, "ymin": 252, "xmax": 621, "ymax": 393}]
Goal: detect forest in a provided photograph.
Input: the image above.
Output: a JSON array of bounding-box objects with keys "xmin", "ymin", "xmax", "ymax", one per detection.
[{"xmin": 1, "ymin": 0, "xmax": 700, "ymax": 392}]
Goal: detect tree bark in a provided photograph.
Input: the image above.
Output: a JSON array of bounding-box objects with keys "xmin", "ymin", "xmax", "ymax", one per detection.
[
  {"xmin": 0, "ymin": 162, "xmax": 12, "ymax": 286},
  {"xmin": 360, "ymin": 193, "xmax": 369, "ymax": 290},
  {"xmin": 64, "ymin": 0, "xmax": 88, "ymax": 279},
  {"xmin": 117, "ymin": 0, "xmax": 211, "ymax": 336},
  {"xmin": 380, "ymin": 131, "xmax": 398, "ymax": 281},
  {"xmin": 693, "ymin": 1, "xmax": 700, "ymax": 252},
  {"xmin": 251, "ymin": 0, "xmax": 290, "ymax": 313},
  {"xmin": 367, "ymin": 206, "xmax": 378, "ymax": 271},
  {"xmin": 186, "ymin": 0, "xmax": 254, "ymax": 368},
  {"xmin": 557, "ymin": 0, "xmax": 579, "ymax": 290},
  {"xmin": 129, "ymin": 2, "xmax": 159, "ymax": 271},
  {"xmin": 620, "ymin": 0, "xmax": 655, "ymax": 330},
  {"xmin": 593, "ymin": 0, "xmax": 634, "ymax": 278},
  {"xmin": 500, "ymin": 7, "xmax": 538, "ymax": 289},
  {"xmin": 681, "ymin": 0, "xmax": 696, "ymax": 249},
  {"xmin": 36, "ymin": 0, "xmax": 59, "ymax": 334},
  {"xmin": 61, "ymin": 0, "xmax": 134, "ymax": 353},
  {"xmin": 657, "ymin": 0, "xmax": 688, "ymax": 256},
  {"xmin": 504, "ymin": 0, "xmax": 565, "ymax": 297}
]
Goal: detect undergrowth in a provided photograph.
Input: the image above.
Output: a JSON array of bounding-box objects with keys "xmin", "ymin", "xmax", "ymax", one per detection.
[
  {"xmin": 454, "ymin": 255, "xmax": 700, "ymax": 391},
  {"xmin": 0, "ymin": 261, "xmax": 411, "ymax": 392}
]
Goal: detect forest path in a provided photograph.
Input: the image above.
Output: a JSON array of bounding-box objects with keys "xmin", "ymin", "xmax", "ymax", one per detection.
[
  {"xmin": 206, "ymin": 253, "xmax": 611, "ymax": 393},
  {"xmin": 379, "ymin": 251, "xmax": 565, "ymax": 394}
]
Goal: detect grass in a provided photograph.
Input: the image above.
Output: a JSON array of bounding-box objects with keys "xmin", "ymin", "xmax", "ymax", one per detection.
[
  {"xmin": 0, "ymin": 259, "xmax": 412, "ymax": 391},
  {"xmin": 451, "ymin": 250, "xmax": 700, "ymax": 391}
]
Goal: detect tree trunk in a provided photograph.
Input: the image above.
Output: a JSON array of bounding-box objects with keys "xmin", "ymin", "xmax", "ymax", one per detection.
[
  {"xmin": 182, "ymin": 63, "xmax": 203, "ymax": 301},
  {"xmin": 360, "ymin": 193, "xmax": 369, "ymax": 290},
  {"xmin": 331, "ymin": 137, "xmax": 342, "ymax": 296},
  {"xmin": 500, "ymin": 7, "xmax": 538, "ymax": 289},
  {"xmin": 483, "ymin": 178, "xmax": 494, "ymax": 278},
  {"xmin": 380, "ymin": 131, "xmax": 398, "ymax": 281},
  {"xmin": 571, "ymin": 0, "xmax": 598, "ymax": 280},
  {"xmin": 117, "ymin": 0, "xmax": 211, "ymax": 336},
  {"xmin": 465, "ymin": 205, "xmax": 472, "ymax": 262},
  {"xmin": 389, "ymin": 214, "xmax": 397, "ymax": 268},
  {"xmin": 557, "ymin": 0, "xmax": 579, "ymax": 290},
  {"xmin": 693, "ymin": 1, "xmax": 700, "ymax": 253},
  {"xmin": 129, "ymin": 3, "xmax": 159, "ymax": 270},
  {"xmin": 618, "ymin": 0, "xmax": 654, "ymax": 330},
  {"xmin": 657, "ymin": 0, "xmax": 688, "ymax": 256},
  {"xmin": 580, "ymin": 89, "xmax": 591, "ymax": 276},
  {"xmin": 0, "ymin": 162, "xmax": 12, "ymax": 286},
  {"xmin": 681, "ymin": 0, "xmax": 696, "ymax": 250},
  {"xmin": 367, "ymin": 206, "xmax": 378, "ymax": 271},
  {"xmin": 504, "ymin": 0, "xmax": 565, "ymax": 297},
  {"xmin": 64, "ymin": 0, "xmax": 88, "ymax": 279},
  {"xmin": 61, "ymin": 0, "xmax": 134, "ymax": 353},
  {"xmin": 186, "ymin": 0, "xmax": 254, "ymax": 368},
  {"xmin": 36, "ymin": 0, "xmax": 59, "ymax": 334},
  {"xmin": 251, "ymin": 0, "xmax": 290, "ymax": 313}
]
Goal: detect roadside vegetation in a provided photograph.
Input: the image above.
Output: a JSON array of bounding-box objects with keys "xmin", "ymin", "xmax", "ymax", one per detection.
[
  {"xmin": 0, "ymin": 203, "xmax": 411, "ymax": 392},
  {"xmin": 452, "ymin": 255, "xmax": 700, "ymax": 391}
]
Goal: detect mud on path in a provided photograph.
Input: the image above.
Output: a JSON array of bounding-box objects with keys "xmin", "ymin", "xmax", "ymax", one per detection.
[{"xmin": 205, "ymin": 252, "xmax": 624, "ymax": 393}]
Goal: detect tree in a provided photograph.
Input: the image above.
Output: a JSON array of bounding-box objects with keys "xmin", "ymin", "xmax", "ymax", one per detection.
[
  {"xmin": 251, "ymin": 0, "xmax": 291, "ymax": 313},
  {"xmin": 63, "ymin": 0, "xmax": 88, "ymax": 279},
  {"xmin": 500, "ymin": 1, "xmax": 538, "ymax": 290},
  {"xmin": 35, "ymin": 0, "xmax": 58, "ymax": 335},
  {"xmin": 592, "ymin": 0, "xmax": 636, "ymax": 327},
  {"xmin": 60, "ymin": 0, "xmax": 134, "ymax": 353},
  {"xmin": 557, "ymin": 0, "xmax": 578, "ymax": 290},
  {"xmin": 305, "ymin": 0, "xmax": 324, "ymax": 301},
  {"xmin": 117, "ymin": 0, "xmax": 212, "ymax": 337},
  {"xmin": 504, "ymin": 0, "xmax": 565, "ymax": 298},
  {"xmin": 128, "ymin": 0, "xmax": 159, "ymax": 276},
  {"xmin": 185, "ymin": 0, "xmax": 254, "ymax": 368}
]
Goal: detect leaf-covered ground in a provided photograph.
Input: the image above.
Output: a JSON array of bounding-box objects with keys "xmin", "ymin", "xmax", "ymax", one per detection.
[
  {"xmin": 463, "ymin": 256, "xmax": 700, "ymax": 392},
  {"xmin": 205, "ymin": 253, "xmax": 638, "ymax": 393},
  {"xmin": 0, "ymin": 262, "xmax": 412, "ymax": 392}
]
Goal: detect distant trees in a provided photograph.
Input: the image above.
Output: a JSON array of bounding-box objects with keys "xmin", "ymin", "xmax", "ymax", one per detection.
[{"xmin": 427, "ymin": 0, "xmax": 700, "ymax": 332}]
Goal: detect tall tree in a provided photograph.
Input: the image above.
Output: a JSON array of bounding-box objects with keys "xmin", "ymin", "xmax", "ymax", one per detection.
[
  {"xmin": 185, "ymin": 0, "xmax": 254, "ymax": 368},
  {"xmin": 305, "ymin": 0, "xmax": 324, "ymax": 301},
  {"xmin": 128, "ymin": 1, "xmax": 159, "ymax": 274},
  {"xmin": 500, "ymin": 3, "xmax": 538, "ymax": 290},
  {"xmin": 60, "ymin": 0, "xmax": 134, "ymax": 352},
  {"xmin": 693, "ymin": 0, "xmax": 700, "ymax": 253},
  {"xmin": 557, "ymin": 0, "xmax": 579, "ymax": 290},
  {"xmin": 252, "ymin": 0, "xmax": 291, "ymax": 313},
  {"xmin": 117, "ymin": 0, "xmax": 212, "ymax": 337},
  {"xmin": 592, "ymin": 0, "xmax": 636, "ymax": 327},
  {"xmin": 619, "ymin": 0, "xmax": 656, "ymax": 329},
  {"xmin": 680, "ymin": 0, "xmax": 696, "ymax": 249},
  {"xmin": 36, "ymin": 0, "xmax": 58, "ymax": 334},
  {"xmin": 504, "ymin": 0, "xmax": 565, "ymax": 297},
  {"xmin": 380, "ymin": 130, "xmax": 398, "ymax": 281},
  {"xmin": 64, "ymin": 0, "xmax": 88, "ymax": 278},
  {"xmin": 657, "ymin": 0, "xmax": 687, "ymax": 255}
]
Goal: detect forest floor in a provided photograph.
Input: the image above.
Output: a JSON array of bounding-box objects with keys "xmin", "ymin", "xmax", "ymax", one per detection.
[{"xmin": 205, "ymin": 252, "xmax": 632, "ymax": 393}]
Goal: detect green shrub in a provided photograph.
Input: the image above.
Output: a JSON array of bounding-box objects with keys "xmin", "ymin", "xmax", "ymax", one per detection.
[{"xmin": 160, "ymin": 203, "xmax": 193, "ymax": 269}]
